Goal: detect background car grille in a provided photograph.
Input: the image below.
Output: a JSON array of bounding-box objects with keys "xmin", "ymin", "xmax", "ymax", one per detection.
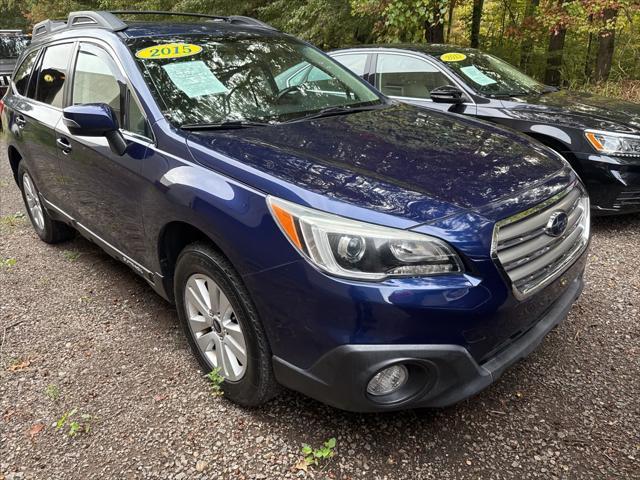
[
  {"xmin": 613, "ymin": 190, "xmax": 640, "ymax": 209},
  {"xmin": 493, "ymin": 184, "xmax": 590, "ymax": 298}
]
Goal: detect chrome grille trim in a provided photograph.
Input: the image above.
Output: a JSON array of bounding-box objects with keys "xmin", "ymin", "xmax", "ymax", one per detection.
[{"xmin": 492, "ymin": 183, "xmax": 590, "ymax": 299}]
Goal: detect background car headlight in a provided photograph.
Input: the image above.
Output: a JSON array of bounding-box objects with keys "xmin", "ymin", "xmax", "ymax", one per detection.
[
  {"xmin": 267, "ymin": 196, "xmax": 463, "ymax": 280},
  {"xmin": 585, "ymin": 130, "xmax": 640, "ymax": 157}
]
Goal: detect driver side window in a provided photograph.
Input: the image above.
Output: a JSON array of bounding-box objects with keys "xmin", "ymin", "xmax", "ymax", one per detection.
[
  {"xmin": 72, "ymin": 46, "xmax": 122, "ymax": 119},
  {"xmin": 376, "ymin": 54, "xmax": 449, "ymax": 99},
  {"xmin": 72, "ymin": 44, "xmax": 149, "ymax": 137}
]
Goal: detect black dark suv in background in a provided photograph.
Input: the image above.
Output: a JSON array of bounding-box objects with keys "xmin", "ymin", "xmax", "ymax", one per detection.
[
  {"xmin": 330, "ymin": 45, "xmax": 640, "ymax": 215},
  {"xmin": 0, "ymin": 30, "xmax": 29, "ymax": 96}
]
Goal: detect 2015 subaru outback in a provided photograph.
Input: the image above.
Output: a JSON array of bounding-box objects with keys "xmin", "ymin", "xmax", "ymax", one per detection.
[{"xmin": 2, "ymin": 11, "xmax": 590, "ymax": 411}]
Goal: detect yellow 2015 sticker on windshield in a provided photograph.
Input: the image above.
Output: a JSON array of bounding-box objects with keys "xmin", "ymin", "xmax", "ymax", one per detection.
[
  {"xmin": 136, "ymin": 43, "xmax": 202, "ymax": 60},
  {"xmin": 441, "ymin": 52, "xmax": 467, "ymax": 62}
]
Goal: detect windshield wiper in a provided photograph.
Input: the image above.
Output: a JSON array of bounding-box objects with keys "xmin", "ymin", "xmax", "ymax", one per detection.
[
  {"xmin": 282, "ymin": 103, "xmax": 384, "ymax": 123},
  {"xmin": 181, "ymin": 120, "xmax": 273, "ymax": 131}
]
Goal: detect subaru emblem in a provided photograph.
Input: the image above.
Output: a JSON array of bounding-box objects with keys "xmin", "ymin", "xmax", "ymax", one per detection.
[{"xmin": 545, "ymin": 211, "xmax": 569, "ymax": 237}]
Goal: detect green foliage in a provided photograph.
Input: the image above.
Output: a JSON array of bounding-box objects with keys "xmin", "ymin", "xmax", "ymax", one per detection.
[
  {"xmin": 5, "ymin": 0, "xmax": 639, "ymax": 90},
  {"xmin": 206, "ymin": 367, "xmax": 224, "ymax": 396},
  {"xmin": 301, "ymin": 437, "xmax": 337, "ymax": 466},
  {"xmin": 351, "ymin": 0, "xmax": 450, "ymax": 42},
  {"xmin": 55, "ymin": 408, "xmax": 92, "ymax": 437}
]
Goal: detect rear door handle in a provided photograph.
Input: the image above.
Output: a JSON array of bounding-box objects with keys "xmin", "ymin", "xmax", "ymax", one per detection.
[
  {"xmin": 56, "ymin": 137, "xmax": 72, "ymax": 154},
  {"xmin": 15, "ymin": 115, "xmax": 26, "ymax": 128}
]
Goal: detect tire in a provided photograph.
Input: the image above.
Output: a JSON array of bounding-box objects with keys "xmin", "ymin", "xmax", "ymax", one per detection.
[
  {"xmin": 174, "ymin": 241, "xmax": 278, "ymax": 407},
  {"xmin": 18, "ymin": 162, "xmax": 74, "ymax": 244}
]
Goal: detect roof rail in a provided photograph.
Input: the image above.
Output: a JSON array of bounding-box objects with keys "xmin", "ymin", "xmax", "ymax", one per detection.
[
  {"xmin": 32, "ymin": 11, "xmax": 127, "ymax": 41},
  {"xmin": 31, "ymin": 10, "xmax": 277, "ymax": 41},
  {"xmin": 110, "ymin": 10, "xmax": 277, "ymax": 30}
]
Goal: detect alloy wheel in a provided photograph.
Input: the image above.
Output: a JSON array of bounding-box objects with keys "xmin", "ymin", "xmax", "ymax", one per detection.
[
  {"xmin": 184, "ymin": 273, "xmax": 248, "ymax": 381},
  {"xmin": 22, "ymin": 173, "xmax": 45, "ymax": 231}
]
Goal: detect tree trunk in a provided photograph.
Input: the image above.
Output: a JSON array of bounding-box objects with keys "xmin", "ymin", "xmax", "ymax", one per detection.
[
  {"xmin": 594, "ymin": 8, "xmax": 617, "ymax": 82},
  {"xmin": 426, "ymin": 21, "xmax": 445, "ymax": 43},
  {"xmin": 544, "ymin": 26, "xmax": 567, "ymax": 85},
  {"xmin": 583, "ymin": 14, "xmax": 594, "ymax": 80},
  {"xmin": 446, "ymin": 0, "xmax": 456, "ymax": 43},
  {"xmin": 519, "ymin": 0, "xmax": 540, "ymax": 72},
  {"xmin": 425, "ymin": 3, "xmax": 445, "ymax": 44},
  {"xmin": 470, "ymin": 0, "xmax": 484, "ymax": 48}
]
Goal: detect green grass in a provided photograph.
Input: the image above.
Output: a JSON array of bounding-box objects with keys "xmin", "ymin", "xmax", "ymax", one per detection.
[
  {"xmin": 62, "ymin": 250, "xmax": 81, "ymax": 262},
  {"xmin": 0, "ymin": 212, "xmax": 25, "ymax": 228},
  {"xmin": 571, "ymin": 79, "xmax": 640, "ymax": 103},
  {"xmin": 45, "ymin": 384, "xmax": 60, "ymax": 401},
  {"xmin": 1, "ymin": 258, "xmax": 17, "ymax": 268}
]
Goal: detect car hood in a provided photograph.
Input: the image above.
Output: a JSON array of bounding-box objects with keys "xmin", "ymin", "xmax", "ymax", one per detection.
[
  {"xmin": 186, "ymin": 103, "xmax": 567, "ymax": 225},
  {"xmin": 503, "ymin": 89, "xmax": 640, "ymax": 133}
]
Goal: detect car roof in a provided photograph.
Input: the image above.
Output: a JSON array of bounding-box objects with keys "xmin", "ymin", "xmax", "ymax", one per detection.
[
  {"xmin": 332, "ymin": 44, "xmax": 481, "ymax": 57},
  {"xmin": 119, "ymin": 21, "xmax": 282, "ymax": 40},
  {"xmin": 30, "ymin": 11, "xmax": 281, "ymax": 46}
]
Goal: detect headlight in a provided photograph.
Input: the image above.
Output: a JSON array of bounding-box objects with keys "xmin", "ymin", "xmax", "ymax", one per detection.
[
  {"xmin": 585, "ymin": 130, "xmax": 640, "ymax": 157},
  {"xmin": 267, "ymin": 196, "xmax": 463, "ymax": 280}
]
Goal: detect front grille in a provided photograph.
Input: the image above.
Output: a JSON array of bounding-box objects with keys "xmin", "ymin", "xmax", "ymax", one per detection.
[
  {"xmin": 614, "ymin": 190, "xmax": 640, "ymax": 209},
  {"xmin": 493, "ymin": 184, "xmax": 590, "ymax": 299}
]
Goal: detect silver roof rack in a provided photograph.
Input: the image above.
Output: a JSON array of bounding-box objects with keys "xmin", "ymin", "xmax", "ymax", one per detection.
[{"xmin": 31, "ymin": 10, "xmax": 276, "ymax": 42}]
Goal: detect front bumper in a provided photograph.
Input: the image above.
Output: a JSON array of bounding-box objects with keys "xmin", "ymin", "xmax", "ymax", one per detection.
[
  {"xmin": 272, "ymin": 265, "xmax": 584, "ymax": 412},
  {"xmin": 575, "ymin": 152, "xmax": 640, "ymax": 214}
]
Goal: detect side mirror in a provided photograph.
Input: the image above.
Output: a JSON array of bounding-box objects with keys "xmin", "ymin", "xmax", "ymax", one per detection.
[
  {"xmin": 62, "ymin": 104, "xmax": 127, "ymax": 156},
  {"xmin": 430, "ymin": 85, "xmax": 464, "ymax": 104}
]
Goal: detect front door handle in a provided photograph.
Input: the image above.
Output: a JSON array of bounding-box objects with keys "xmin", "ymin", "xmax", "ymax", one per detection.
[
  {"xmin": 15, "ymin": 115, "xmax": 26, "ymax": 128},
  {"xmin": 56, "ymin": 137, "xmax": 72, "ymax": 155}
]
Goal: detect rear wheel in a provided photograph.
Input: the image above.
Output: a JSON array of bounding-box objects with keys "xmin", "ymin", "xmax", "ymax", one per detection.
[
  {"xmin": 174, "ymin": 242, "xmax": 278, "ymax": 407},
  {"xmin": 18, "ymin": 163, "xmax": 74, "ymax": 244}
]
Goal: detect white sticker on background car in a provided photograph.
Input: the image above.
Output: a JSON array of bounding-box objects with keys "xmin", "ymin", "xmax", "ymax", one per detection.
[
  {"xmin": 162, "ymin": 60, "xmax": 228, "ymax": 98},
  {"xmin": 460, "ymin": 65, "xmax": 497, "ymax": 86}
]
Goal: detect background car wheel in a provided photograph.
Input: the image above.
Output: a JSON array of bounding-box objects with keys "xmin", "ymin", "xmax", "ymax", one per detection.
[
  {"xmin": 18, "ymin": 163, "xmax": 74, "ymax": 244},
  {"xmin": 174, "ymin": 241, "xmax": 278, "ymax": 407}
]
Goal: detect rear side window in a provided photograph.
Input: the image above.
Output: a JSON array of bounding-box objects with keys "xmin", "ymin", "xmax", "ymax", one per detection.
[
  {"xmin": 13, "ymin": 50, "xmax": 38, "ymax": 96},
  {"xmin": 34, "ymin": 43, "xmax": 74, "ymax": 108}
]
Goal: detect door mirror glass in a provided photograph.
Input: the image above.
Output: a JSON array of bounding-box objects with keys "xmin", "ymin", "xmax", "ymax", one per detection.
[{"xmin": 430, "ymin": 85, "xmax": 464, "ymax": 104}]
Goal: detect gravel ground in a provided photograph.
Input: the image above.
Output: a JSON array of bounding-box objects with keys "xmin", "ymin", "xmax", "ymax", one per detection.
[{"xmin": 1, "ymin": 152, "xmax": 639, "ymax": 480}]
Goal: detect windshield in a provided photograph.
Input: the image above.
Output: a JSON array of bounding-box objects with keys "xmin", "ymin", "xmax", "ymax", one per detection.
[
  {"xmin": 439, "ymin": 51, "xmax": 545, "ymax": 97},
  {"xmin": 0, "ymin": 35, "xmax": 29, "ymax": 59},
  {"xmin": 128, "ymin": 34, "xmax": 382, "ymax": 126}
]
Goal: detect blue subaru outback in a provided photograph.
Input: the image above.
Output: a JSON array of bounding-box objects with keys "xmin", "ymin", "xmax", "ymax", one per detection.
[{"xmin": 2, "ymin": 11, "xmax": 590, "ymax": 411}]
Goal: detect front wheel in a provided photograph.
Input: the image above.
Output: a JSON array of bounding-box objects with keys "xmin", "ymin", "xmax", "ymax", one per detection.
[{"xmin": 174, "ymin": 242, "xmax": 278, "ymax": 407}]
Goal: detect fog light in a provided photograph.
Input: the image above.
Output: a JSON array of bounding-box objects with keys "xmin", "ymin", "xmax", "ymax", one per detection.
[{"xmin": 366, "ymin": 364, "xmax": 408, "ymax": 396}]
